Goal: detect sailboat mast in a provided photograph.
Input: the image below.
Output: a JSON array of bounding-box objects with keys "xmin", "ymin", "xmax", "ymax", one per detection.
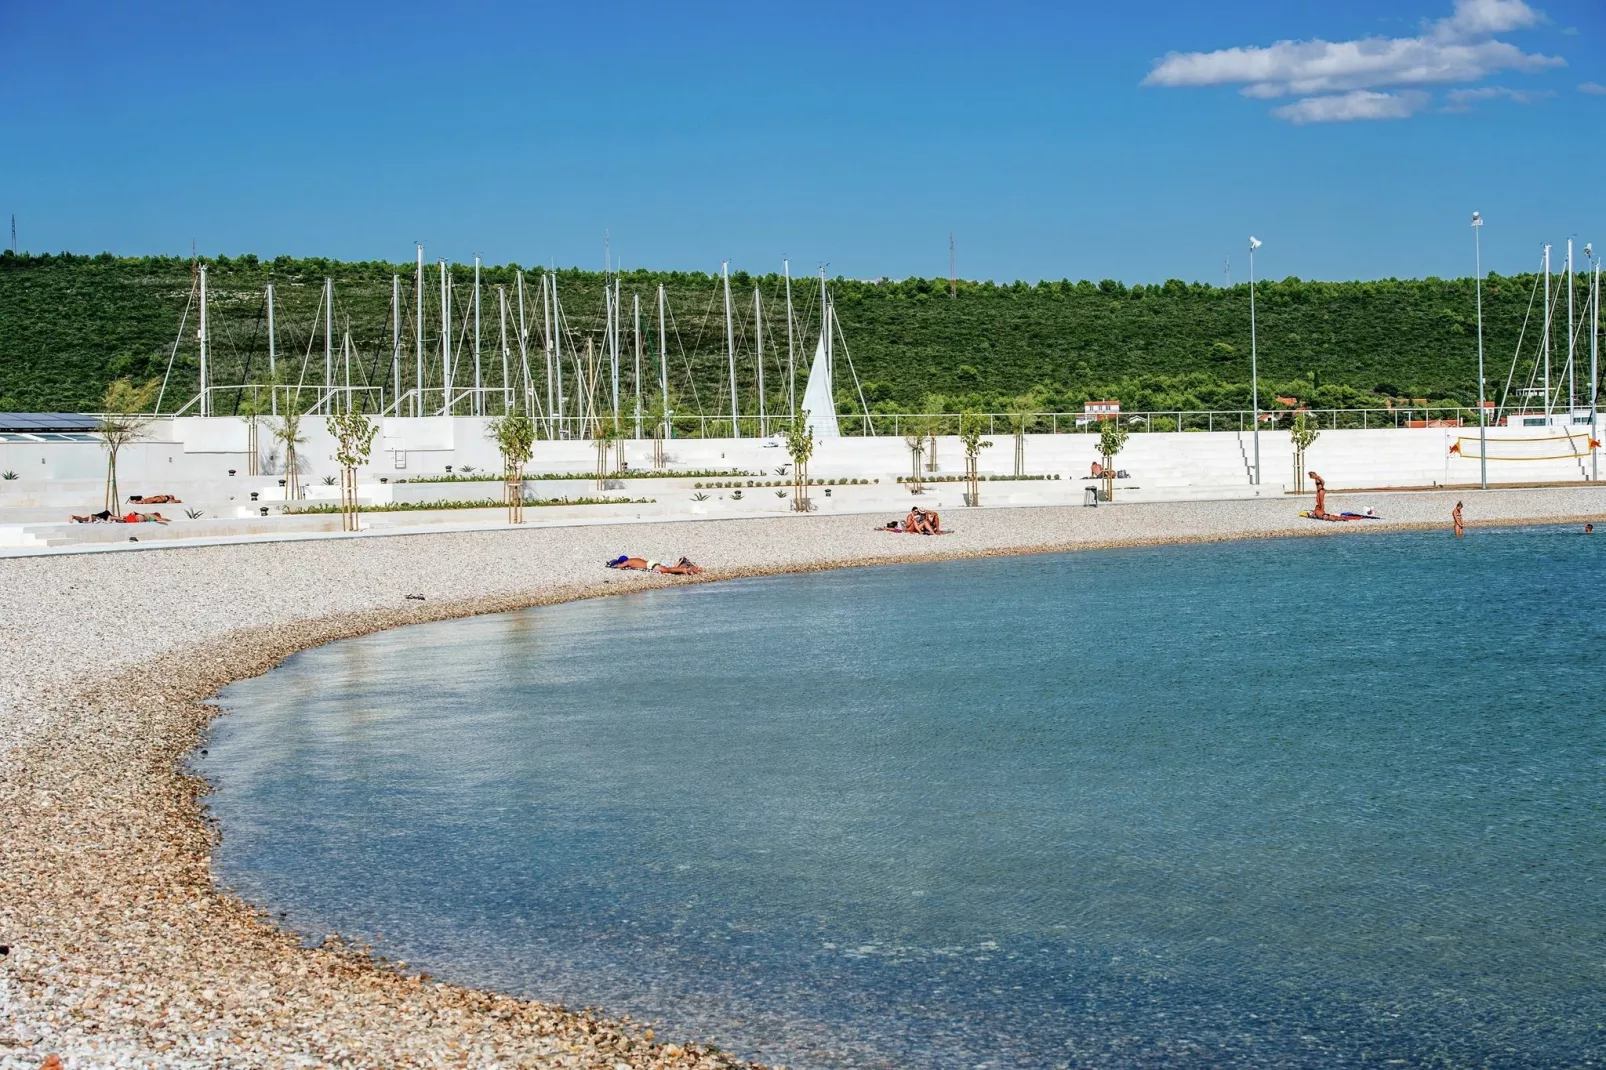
[
  {"xmin": 609, "ymin": 281, "xmax": 621, "ymax": 427},
  {"xmin": 415, "ymin": 244, "xmax": 424, "ymax": 418},
  {"xmin": 198, "ymin": 264, "xmax": 209, "ymax": 417},
  {"xmin": 440, "ymin": 260, "xmax": 451, "ymax": 415},
  {"xmin": 633, "ymin": 291, "xmax": 643, "ymax": 439},
  {"xmin": 323, "ymin": 277, "xmax": 334, "ymax": 414},
  {"xmin": 551, "ymin": 275, "xmax": 566, "ymax": 432},
  {"xmin": 265, "ymin": 282, "xmax": 277, "ymax": 416},
  {"xmin": 754, "ymin": 287, "xmax": 766, "ymax": 436},
  {"xmin": 784, "ymin": 258, "xmax": 796, "ymax": 420},
  {"xmin": 498, "ymin": 285, "xmax": 510, "ymax": 414},
  {"xmin": 723, "ymin": 261, "xmax": 739, "ymax": 439},
  {"xmin": 515, "ymin": 273, "xmax": 532, "ymax": 417},
  {"xmin": 542, "ymin": 274, "xmax": 556, "ymax": 435},
  {"xmin": 391, "ymin": 274, "xmax": 401, "ymax": 414},
  {"xmin": 657, "ymin": 283, "xmax": 670, "ymax": 440},
  {"xmin": 1567, "ymin": 239, "xmax": 1575, "ymax": 415},
  {"xmin": 1592, "ymin": 251, "xmax": 1600, "ymax": 481},
  {"xmin": 342, "ymin": 325, "xmax": 352, "ymax": 412},
  {"xmin": 1543, "ymin": 244, "xmax": 1552, "ymax": 415},
  {"xmin": 473, "ymin": 255, "xmax": 483, "ymax": 416}
]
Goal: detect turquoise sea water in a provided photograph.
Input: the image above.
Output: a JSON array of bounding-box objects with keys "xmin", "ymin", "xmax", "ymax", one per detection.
[{"xmin": 200, "ymin": 527, "xmax": 1606, "ymax": 1068}]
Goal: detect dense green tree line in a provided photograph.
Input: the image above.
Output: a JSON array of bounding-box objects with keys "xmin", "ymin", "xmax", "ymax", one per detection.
[{"xmin": 0, "ymin": 251, "xmax": 1585, "ymax": 416}]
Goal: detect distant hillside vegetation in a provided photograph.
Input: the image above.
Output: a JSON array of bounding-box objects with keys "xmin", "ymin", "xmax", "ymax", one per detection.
[{"xmin": 0, "ymin": 251, "xmax": 1569, "ymax": 416}]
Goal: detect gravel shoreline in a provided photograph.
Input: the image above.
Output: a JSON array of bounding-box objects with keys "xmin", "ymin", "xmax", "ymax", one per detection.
[{"xmin": 4, "ymin": 489, "xmax": 1603, "ymax": 1069}]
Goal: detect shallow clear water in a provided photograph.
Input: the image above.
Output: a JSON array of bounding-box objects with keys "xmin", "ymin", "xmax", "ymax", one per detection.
[{"xmin": 201, "ymin": 527, "xmax": 1606, "ymax": 1068}]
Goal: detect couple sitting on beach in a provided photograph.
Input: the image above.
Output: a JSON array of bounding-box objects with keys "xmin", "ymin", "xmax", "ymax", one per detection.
[
  {"xmin": 605, "ymin": 555, "xmax": 704, "ymax": 575},
  {"xmin": 885, "ymin": 507, "xmax": 944, "ymax": 535},
  {"xmin": 70, "ymin": 510, "xmax": 171, "ymax": 524}
]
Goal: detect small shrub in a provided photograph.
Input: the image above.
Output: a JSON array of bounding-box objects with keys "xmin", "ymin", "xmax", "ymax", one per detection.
[
  {"xmin": 775, "ymin": 489, "xmax": 787, "ymax": 497},
  {"xmin": 694, "ymin": 482, "xmax": 703, "ymax": 489},
  {"xmin": 184, "ymin": 508, "xmax": 203, "ymax": 519},
  {"xmin": 321, "ymin": 475, "xmax": 337, "ymax": 486},
  {"xmin": 460, "ymin": 465, "xmax": 477, "ymax": 474},
  {"xmin": 1, "ymin": 470, "xmax": 17, "ymax": 480},
  {"xmin": 692, "ymin": 492, "xmax": 710, "ymax": 501}
]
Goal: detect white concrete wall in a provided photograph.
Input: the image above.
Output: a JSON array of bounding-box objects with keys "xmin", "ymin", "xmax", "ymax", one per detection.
[{"xmin": 4, "ymin": 417, "xmax": 1601, "ymax": 526}]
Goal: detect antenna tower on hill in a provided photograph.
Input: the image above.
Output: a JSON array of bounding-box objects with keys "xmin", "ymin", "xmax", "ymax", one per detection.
[
  {"xmin": 949, "ymin": 232, "xmax": 956, "ymax": 298},
  {"xmin": 9, "ymin": 214, "xmax": 15, "ymax": 254}
]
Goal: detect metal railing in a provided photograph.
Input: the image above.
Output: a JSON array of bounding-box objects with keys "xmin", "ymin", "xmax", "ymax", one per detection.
[{"xmin": 153, "ymin": 398, "xmax": 1575, "ymax": 439}]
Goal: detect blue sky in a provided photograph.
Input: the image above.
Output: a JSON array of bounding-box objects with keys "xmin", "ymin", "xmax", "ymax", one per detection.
[{"xmin": 2, "ymin": 0, "xmax": 1601, "ymax": 283}]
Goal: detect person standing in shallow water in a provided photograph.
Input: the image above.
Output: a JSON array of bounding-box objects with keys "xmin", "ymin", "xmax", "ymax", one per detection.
[{"xmin": 1453, "ymin": 501, "xmax": 1465, "ymax": 538}]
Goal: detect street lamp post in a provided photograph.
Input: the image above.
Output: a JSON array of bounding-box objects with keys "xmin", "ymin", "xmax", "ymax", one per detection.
[
  {"xmin": 1248, "ymin": 236, "xmax": 1262, "ymax": 486},
  {"xmin": 1473, "ymin": 212, "xmax": 1487, "ymax": 490}
]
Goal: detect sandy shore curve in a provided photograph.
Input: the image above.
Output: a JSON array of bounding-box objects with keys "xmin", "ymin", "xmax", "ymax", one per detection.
[{"xmin": 3, "ymin": 490, "xmax": 1603, "ymax": 1068}]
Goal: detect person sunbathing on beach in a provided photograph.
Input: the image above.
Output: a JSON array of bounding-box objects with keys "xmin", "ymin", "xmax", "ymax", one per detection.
[
  {"xmin": 70, "ymin": 510, "xmax": 117, "ymax": 523},
  {"xmin": 127, "ymin": 494, "xmax": 181, "ymax": 504},
  {"xmin": 121, "ymin": 511, "xmax": 170, "ymax": 524},
  {"xmin": 606, "ymin": 555, "xmax": 651, "ymax": 570},
  {"xmin": 606, "ymin": 555, "xmax": 703, "ymax": 574},
  {"xmin": 655, "ymin": 557, "xmax": 703, "ymax": 575}
]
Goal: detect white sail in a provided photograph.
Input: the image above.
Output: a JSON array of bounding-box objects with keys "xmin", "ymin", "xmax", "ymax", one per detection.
[{"xmin": 800, "ymin": 331, "xmax": 839, "ymax": 438}]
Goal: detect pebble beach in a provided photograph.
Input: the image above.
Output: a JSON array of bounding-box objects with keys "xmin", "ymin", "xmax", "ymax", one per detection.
[{"xmin": 4, "ymin": 488, "xmax": 1604, "ymax": 1069}]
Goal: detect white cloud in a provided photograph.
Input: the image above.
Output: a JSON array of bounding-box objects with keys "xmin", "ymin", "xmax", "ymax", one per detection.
[
  {"xmin": 1271, "ymin": 90, "xmax": 1432, "ymax": 124},
  {"xmin": 1429, "ymin": 0, "xmax": 1541, "ymax": 40},
  {"xmin": 1443, "ymin": 84, "xmax": 1555, "ymax": 107},
  {"xmin": 1581, "ymin": 81, "xmax": 1606, "ymax": 94},
  {"xmin": 1143, "ymin": 0, "xmax": 1564, "ymax": 121}
]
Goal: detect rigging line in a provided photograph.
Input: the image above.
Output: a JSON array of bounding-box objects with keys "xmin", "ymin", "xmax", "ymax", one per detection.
[
  {"xmin": 664, "ymin": 297, "xmax": 704, "ymax": 415},
  {"xmin": 234, "ymin": 293, "xmax": 268, "ymax": 415},
  {"xmin": 828, "ymin": 289, "xmax": 876, "ymax": 435},
  {"xmin": 154, "ymin": 278, "xmax": 197, "ymax": 414},
  {"xmin": 1496, "ymin": 270, "xmax": 1543, "ymax": 421},
  {"xmin": 1541, "ymin": 275, "xmax": 1573, "ymax": 416},
  {"xmin": 293, "ymin": 286, "xmax": 324, "ymax": 410}
]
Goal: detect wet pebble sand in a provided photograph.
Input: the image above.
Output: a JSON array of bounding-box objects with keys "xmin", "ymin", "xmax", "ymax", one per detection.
[{"xmin": 3, "ymin": 489, "xmax": 1603, "ymax": 1068}]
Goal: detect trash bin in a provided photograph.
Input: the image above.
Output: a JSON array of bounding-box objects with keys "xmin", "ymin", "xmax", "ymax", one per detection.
[{"xmin": 1084, "ymin": 486, "xmax": 1098, "ymax": 507}]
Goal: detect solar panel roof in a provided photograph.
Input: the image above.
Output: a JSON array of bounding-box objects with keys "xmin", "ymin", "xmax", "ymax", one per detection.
[{"xmin": 0, "ymin": 412, "xmax": 103, "ymax": 432}]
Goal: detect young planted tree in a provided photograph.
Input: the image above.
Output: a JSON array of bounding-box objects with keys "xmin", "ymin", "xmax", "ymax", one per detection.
[
  {"xmin": 1097, "ymin": 417, "xmax": 1130, "ymax": 502},
  {"xmin": 488, "ymin": 413, "xmax": 537, "ymax": 523},
  {"xmin": 1008, "ymin": 398, "xmax": 1034, "ymax": 477},
  {"xmin": 921, "ymin": 395, "xmax": 946, "ymax": 473},
  {"xmin": 236, "ymin": 390, "xmax": 271, "ymax": 476},
  {"xmin": 592, "ymin": 420, "xmax": 621, "ymax": 490},
  {"xmin": 959, "ymin": 413, "xmax": 993, "ymax": 507},
  {"xmin": 327, "ymin": 410, "xmax": 378, "ymax": 531},
  {"xmin": 1290, "ymin": 411, "xmax": 1321, "ymax": 493},
  {"xmin": 652, "ymin": 393, "xmax": 671, "ymax": 469},
  {"xmin": 273, "ymin": 409, "xmax": 307, "ymax": 501},
  {"xmin": 904, "ymin": 424, "xmax": 927, "ymax": 493},
  {"xmin": 781, "ymin": 411, "xmax": 816, "ymax": 513},
  {"xmin": 98, "ymin": 377, "xmax": 159, "ymax": 511}
]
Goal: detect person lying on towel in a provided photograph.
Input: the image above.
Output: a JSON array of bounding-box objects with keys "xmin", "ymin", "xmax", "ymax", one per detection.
[
  {"xmin": 127, "ymin": 494, "xmax": 182, "ymax": 504},
  {"xmin": 606, "ymin": 555, "xmax": 703, "ymax": 574}
]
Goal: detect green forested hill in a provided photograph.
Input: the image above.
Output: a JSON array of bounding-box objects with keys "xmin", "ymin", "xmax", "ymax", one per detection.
[{"xmin": 0, "ymin": 251, "xmax": 1578, "ymax": 416}]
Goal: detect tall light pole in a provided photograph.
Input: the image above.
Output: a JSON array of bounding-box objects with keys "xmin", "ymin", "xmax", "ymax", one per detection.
[
  {"xmin": 1473, "ymin": 212, "xmax": 1487, "ymax": 490},
  {"xmin": 1248, "ymin": 236, "xmax": 1262, "ymax": 486}
]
